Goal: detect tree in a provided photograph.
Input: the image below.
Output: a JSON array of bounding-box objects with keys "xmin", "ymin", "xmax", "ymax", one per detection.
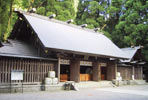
[
  {"xmin": 36, "ymin": 0, "xmax": 76, "ymax": 21},
  {"xmin": 76, "ymin": 0, "xmax": 109, "ymax": 29},
  {"xmin": 105, "ymin": 0, "xmax": 123, "ymax": 39},
  {"xmin": 113, "ymin": 0, "xmax": 148, "ymax": 62},
  {"xmin": 114, "ymin": 0, "xmax": 148, "ymax": 46},
  {"xmin": 0, "ymin": 0, "xmax": 77, "ymax": 41},
  {"xmin": 0, "ymin": 0, "xmax": 10, "ymax": 40}
]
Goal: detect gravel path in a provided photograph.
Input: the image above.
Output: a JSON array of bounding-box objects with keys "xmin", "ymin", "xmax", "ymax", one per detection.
[{"xmin": 0, "ymin": 85, "xmax": 148, "ymax": 100}]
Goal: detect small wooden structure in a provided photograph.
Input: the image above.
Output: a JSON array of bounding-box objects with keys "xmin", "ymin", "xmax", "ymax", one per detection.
[{"xmin": 117, "ymin": 46, "xmax": 145, "ymax": 80}]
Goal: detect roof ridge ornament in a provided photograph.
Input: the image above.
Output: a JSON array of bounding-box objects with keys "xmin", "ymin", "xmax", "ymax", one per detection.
[
  {"xmin": 14, "ymin": 8, "xmax": 18, "ymax": 12},
  {"xmin": 14, "ymin": 8, "xmax": 27, "ymax": 13},
  {"xmin": 49, "ymin": 14, "xmax": 56, "ymax": 19},
  {"xmin": 131, "ymin": 45, "xmax": 135, "ymax": 48},
  {"xmin": 94, "ymin": 28, "xmax": 100, "ymax": 32},
  {"xmin": 80, "ymin": 24, "xmax": 87, "ymax": 28},
  {"xmin": 28, "ymin": 8, "xmax": 36, "ymax": 13},
  {"xmin": 66, "ymin": 19, "xmax": 73, "ymax": 24}
]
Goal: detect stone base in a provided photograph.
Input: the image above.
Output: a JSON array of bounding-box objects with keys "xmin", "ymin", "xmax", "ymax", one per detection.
[
  {"xmin": 75, "ymin": 81, "xmax": 113, "ymax": 88},
  {"xmin": 128, "ymin": 80, "xmax": 147, "ymax": 85},
  {"xmin": 112, "ymin": 80, "xmax": 147, "ymax": 86},
  {"xmin": 0, "ymin": 84, "xmax": 64, "ymax": 93},
  {"xmin": 0, "ymin": 81, "xmax": 113, "ymax": 93}
]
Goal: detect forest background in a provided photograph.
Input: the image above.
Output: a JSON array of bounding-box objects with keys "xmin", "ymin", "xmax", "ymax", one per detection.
[{"xmin": 0, "ymin": 0, "xmax": 148, "ymax": 77}]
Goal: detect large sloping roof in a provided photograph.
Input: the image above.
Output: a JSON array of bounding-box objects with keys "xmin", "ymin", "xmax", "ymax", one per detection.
[
  {"xmin": 0, "ymin": 39, "xmax": 56, "ymax": 60},
  {"xmin": 120, "ymin": 46, "xmax": 141, "ymax": 63},
  {"xmin": 22, "ymin": 13, "xmax": 128, "ymax": 59}
]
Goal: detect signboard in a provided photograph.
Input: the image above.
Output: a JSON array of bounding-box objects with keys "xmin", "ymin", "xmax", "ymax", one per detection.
[
  {"xmin": 60, "ymin": 59, "xmax": 70, "ymax": 65},
  {"xmin": 100, "ymin": 63, "xmax": 107, "ymax": 67},
  {"xmin": 11, "ymin": 70, "xmax": 24, "ymax": 81},
  {"xmin": 60, "ymin": 59, "xmax": 93, "ymax": 66},
  {"xmin": 80, "ymin": 61, "xmax": 93, "ymax": 66}
]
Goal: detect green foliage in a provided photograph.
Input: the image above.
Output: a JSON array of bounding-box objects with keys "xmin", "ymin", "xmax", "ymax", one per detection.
[
  {"xmin": 39, "ymin": 0, "xmax": 76, "ymax": 21},
  {"xmin": 114, "ymin": 0, "xmax": 148, "ymax": 46},
  {"xmin": 75, "ymin": 0, "xmax": 108, "ymax": 29},
  {"xmin": 0, "ymin": 0, "xmax": 76, "ymax": 41},
  {"xmin": 113, "ymin": 0, "xmax": 148, "ymax": 63},
  {"xmin": 0, "ymin": 0, "xmax": 10, "ymax": 40},
  {"xmin": 46, "ymin": 12, "xmax": 54, "ymax": 16},
  {"xmin": 37, "ymin": 7, "xmax": 45, "ymax": 15},
  {"xmin": 105, "ymin": 0, "xmax": 123, "ymax": 35}
]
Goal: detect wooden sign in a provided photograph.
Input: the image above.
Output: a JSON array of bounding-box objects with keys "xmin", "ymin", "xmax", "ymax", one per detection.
[
  {"xmin": 100, "ymin": 63, "xmax": 107, "ymax": 67},
  {"xmin": 80, "ymin": 61, "xmax": 92, "ymax": 66},
  {"xmin": 60, "ymin": 59, "xmax": 93, "ymax": 66},
  {"xmin": 60, "ymin": 59, "xmax": 70, "ymax": 65}
]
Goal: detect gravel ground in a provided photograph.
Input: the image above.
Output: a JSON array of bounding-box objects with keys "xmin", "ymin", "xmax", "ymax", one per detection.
[{"xmin": 0, "ymin": 85, "xmax": 148, "ymax": 100}]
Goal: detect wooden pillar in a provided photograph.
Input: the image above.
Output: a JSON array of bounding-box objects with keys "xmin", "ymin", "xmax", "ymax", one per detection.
[
  {"xmin": 115, "ymin": 61, "xmax": 117, "ymax": 79},
  {"xmin": 141, "ymin": 66, "xmax": 143, "ymax": 79},
  {"xmin": 70, "ymin": 60, "xmax": 80, "ymax": 82},
  {"xmin": 132, "ymin": 66, "xmax": 135, "ymax": 80},
  {"xmin": 138, "ymin": 64, "xmax": 143, "ymax": 80},
  {"xmin": 58, "ymin": 57, "xmax": 61, "ymax": 83},
  {"xmin": 92, "ymin": 61, "xmax": 101, "ymax": 81},
  {"xmin": 107, "ymin": 61, "xmax": 116, "ymax": 80}
]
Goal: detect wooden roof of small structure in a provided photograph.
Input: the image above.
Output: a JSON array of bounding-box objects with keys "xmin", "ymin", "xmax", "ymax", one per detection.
[
  {"xmin": 120, "ymin": 46, "xmax": 144, "ymax": 63},
  {"xmin": 0, "ymin": 39, "xmax": 56, "ymax": 60}
]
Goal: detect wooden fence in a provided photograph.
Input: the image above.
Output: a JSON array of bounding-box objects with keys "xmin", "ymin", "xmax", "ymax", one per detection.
[
  {"xmin": 0, "ymin": 57, "xmax": 55, "ymax": 84},
  {"xmin": 134, "ymin": 66, "xmax": 142, "ymax": 79},
  {"xmin": 117, "ymin": 66, "xmax": 132, "ymax": 80},
  {"xmin": 118, "ymin": 66, "xmax": 143, "ymax": 80}
]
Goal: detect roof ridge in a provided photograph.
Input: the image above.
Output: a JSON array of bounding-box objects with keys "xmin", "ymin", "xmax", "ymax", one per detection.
[
  {"xmin": 17, "ymin": 10, "xmax": 104, "ymax": 35},
  {"xmin": 121, "ymin": 46, "xmax": 141, "ymax": 50}
]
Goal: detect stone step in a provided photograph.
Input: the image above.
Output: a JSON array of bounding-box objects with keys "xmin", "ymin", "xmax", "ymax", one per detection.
[
  {"xmin": 75, "ymin": 81, "xmax": 113, "ymax": 89},
  {"xmin": 0, "ymin": 81, "xmax": 113, "ymax": 93},
  {"xmin": 134, "ymin": 80, "xmax": 147, "ymax": 85},
  {"xmin": 112, "ymin": 80, "xmax": 147, "ymax": 86}
]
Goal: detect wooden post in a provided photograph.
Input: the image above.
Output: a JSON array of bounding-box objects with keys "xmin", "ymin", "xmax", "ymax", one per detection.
[
  {"xmin": 115, "ymin": 61, "xmax": 117, "ymax": 79},
  {"xmin": 138, "ymin": 64, "xmax": 143, "ymax": 80},
  {"xmin": 58, "ymin": 57, "xmax": 61, "ymax": 83},
  {"xmin": 92, "ymin": 61, "xmax": 101, "ymax": 81},
  {"xmin": 132, "ymin": 66, "xmax": 135, "ymax": 80},
  {"xmin": 107, "ymin": 61, "xmax": 116, "ymax": 81},
  {"xmin": 98, "ymin": 63, "xmax": 101, "ymax": 81},
  {"xmin": 70, "ymin": 60, "xmax": 80, "ymax": 82},
  {"xmin": 141, "ymin": 66, "xmax": 143, "ymax": 79}
]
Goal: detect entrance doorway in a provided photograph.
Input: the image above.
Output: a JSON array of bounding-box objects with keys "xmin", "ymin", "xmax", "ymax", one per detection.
[
  {"xmin": 60, "ymin": 65, "xmax": 70, "ymax": 82},
  {"xmin": 80, "ymin": 66, "xmax": 92, "ymax": 81},
  {"xmin": 101, "ymin": 67, "xmax": 107, "ymax": 80}
]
